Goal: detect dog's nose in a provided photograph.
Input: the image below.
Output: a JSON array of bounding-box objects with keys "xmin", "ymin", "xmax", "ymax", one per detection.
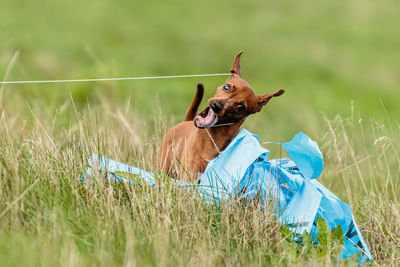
[{"xmin": 210, "ymin": 101, "xmax": 223, "ymax": 114}]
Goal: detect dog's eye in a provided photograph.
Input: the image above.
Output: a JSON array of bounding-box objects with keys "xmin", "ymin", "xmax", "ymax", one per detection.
[
  {"xmin": 222, "ymin": 84, "xmax": 231, "ymax": 91},
  {"xmin": 236, "ymin": 104, "xmax": 246, "ymax": 114}
]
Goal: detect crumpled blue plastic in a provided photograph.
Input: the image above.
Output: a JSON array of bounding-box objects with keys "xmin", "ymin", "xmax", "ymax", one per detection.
[{"xmin": 83, "ymin": 129, "xmax": 372, "ymax": 263}]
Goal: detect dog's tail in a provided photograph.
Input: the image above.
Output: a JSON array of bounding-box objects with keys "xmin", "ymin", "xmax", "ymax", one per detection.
[{"xmin": 184, "ymin": 83, "xmax": 204, "ymax": 121}]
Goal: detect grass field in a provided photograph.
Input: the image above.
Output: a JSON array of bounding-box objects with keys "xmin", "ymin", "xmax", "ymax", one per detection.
[{"xmin": 1, "ymin": 0, "xmax": 399, "ymax": 265}]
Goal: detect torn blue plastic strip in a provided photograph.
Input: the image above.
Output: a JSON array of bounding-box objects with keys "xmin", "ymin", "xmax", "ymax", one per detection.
[
  {"xmin": 281, "ymin": 131, "xmax": 323, "ymax": 180},
  {"xmin": 197, "ymin": 129, "xmax": 269, "ymax": 204},
  {"xmin": 84, "ymin": 154, "xmax": 156, "ymax": 186},
  {"xmin": 82, "ymin": 129, "xmax": 372, "ymax": 263}
]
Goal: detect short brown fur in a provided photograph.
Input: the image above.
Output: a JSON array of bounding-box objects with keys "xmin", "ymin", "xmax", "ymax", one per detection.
[{"xmin": 155, "ymin": 51, "xmax": 284, "ymax": 181}]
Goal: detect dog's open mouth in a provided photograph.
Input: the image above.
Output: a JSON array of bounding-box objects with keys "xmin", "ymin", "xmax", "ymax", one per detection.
[{"xmin": 194, "ymin": 107, "xmax": 218, "ymax": 128}]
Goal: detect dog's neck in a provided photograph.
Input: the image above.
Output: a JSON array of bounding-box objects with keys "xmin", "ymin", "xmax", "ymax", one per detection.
[{"xmin": 206, "ymin": 122, "xmax": 243, "ymax": 152}]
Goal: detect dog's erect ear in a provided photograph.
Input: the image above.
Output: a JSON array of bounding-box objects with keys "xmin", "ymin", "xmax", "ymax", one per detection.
[
  {"xmin": 256, "ymin": 89, "xmax": 285, "ymax": 112},
  {"xmin": 230, "ymin": 51, "xmax": 243, "ymax": 78}
]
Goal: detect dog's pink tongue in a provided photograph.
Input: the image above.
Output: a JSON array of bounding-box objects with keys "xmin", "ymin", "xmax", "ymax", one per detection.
[{"xmin": 195, "ymin": 109, "xmax": 217, "ymax": 127}]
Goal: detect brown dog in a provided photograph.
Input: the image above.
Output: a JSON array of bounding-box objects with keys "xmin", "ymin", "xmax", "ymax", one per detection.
[{"xmin": 156, "ymin": 51, "xmax": 284, "ymax": 181}]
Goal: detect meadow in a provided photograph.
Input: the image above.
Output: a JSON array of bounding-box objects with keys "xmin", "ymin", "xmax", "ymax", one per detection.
[{"xmin": 1, "ymin": 0, "xmax": 399, "ymax": 265}]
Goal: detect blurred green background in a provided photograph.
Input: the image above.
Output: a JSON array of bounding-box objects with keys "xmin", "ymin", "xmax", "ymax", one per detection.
[{"xmin": 1, "ymin": 0, "xmax": 399, "ymax": 140}]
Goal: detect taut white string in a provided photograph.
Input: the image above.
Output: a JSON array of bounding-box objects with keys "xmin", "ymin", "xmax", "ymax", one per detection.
[{"xmin": 0, "ymin": 73, "xmax": 231, "ymax": 85}]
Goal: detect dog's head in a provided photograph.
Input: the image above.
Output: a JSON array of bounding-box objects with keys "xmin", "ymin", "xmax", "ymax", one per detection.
[{"xmin": 194, "ymin": 51, "xmax": 285, "ymax": 128}]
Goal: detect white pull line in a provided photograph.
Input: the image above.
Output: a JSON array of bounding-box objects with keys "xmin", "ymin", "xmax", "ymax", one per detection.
[{"xmin": 0, "ymin": 73, "xmax": 231, "ymax": 85}]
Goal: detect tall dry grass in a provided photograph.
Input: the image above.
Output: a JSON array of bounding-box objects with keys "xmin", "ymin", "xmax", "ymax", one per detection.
[
  {"xmin": 0, "ymin": 95, "xmax": 399, "ymax": 266},
  {"xmin": 320, "ymin": 110, "xmax": 400, "ymax": 264}
]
